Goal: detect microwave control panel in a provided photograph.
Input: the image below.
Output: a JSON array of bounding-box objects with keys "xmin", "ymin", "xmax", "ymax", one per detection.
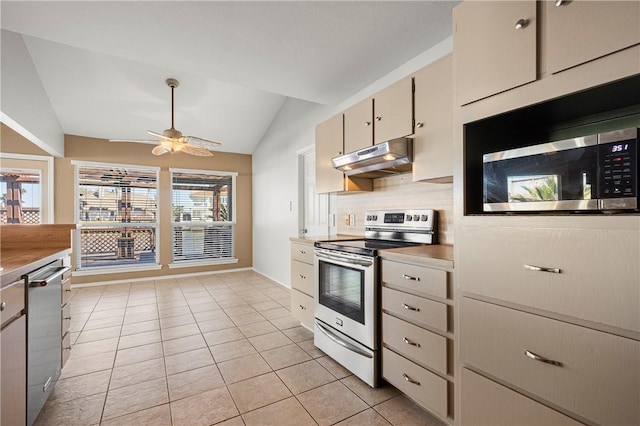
[{"xmin": 600, "ymin": 139, "xmax": 636, "ymax": 198}]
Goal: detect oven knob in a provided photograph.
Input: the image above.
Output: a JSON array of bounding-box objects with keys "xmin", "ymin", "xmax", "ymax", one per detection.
[
  {"xmin": 366, "ymin": 215, "xmax": 371, "ymax": 221},
  {"xmin": 373, "ymin": 215, "xmax": 378, "ymax": 221},
  {"xmin": 421, "ymin": 215, "xmax": 428, "ymax": 221},
  {"xmin": 406, "ymin": 214, "xmax": 412, "ymax": 221},
  {"xmin": 413, "ymin": 214, "xmax": 420, "ymax": 221}
]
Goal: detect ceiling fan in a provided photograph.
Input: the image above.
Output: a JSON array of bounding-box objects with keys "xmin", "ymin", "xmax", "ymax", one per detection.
[{"xmin": 110, "ymin": 78, "xmax": 222, "ymax": 156}]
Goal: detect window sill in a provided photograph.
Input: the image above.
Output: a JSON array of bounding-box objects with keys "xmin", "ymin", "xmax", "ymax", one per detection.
[
  {"xmin": 72, "ymin": 264, "xmax": 163, "ymax": 277},
  {"xmin": 168, "ymin": 258, "xmax": 239, "ymax": 269}
]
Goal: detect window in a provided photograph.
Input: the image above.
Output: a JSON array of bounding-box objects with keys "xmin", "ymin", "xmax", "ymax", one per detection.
[
  {"xmin": 75, "ymin": 162, "xmax": 159, "ymax": 271},
  {"xmin": 0, "ymin": 154, "xmax": 53, "ymax": 223},
  {"xmin": 171, "ymin": 169, "xmax": 237, "ymax": 266}
]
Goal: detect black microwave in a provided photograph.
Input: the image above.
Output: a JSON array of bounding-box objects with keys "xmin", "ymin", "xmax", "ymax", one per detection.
[{"xmin": 483, "ymin": 128, "xmax": 638, "ymax": 213}]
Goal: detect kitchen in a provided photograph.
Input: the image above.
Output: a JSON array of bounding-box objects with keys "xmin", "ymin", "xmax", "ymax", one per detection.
[{"xmin": 2, "ymin": 1, "xmax": 639, "ymax": 425}]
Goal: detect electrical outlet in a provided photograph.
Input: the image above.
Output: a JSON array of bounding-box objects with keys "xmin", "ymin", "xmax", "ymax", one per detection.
[
  {"xmin": 349, "ymin": 214, "xmax": 356, "ymax": 226},
  {"xmin": 344, "ymin": 214, "xmax": 350, "ymax": 225}
]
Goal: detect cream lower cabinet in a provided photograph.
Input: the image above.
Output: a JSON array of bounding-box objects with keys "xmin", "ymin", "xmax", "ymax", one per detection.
[
  {"xmin": 290, "ymin": 241, "xmax": 315, "ymax": 330},
  {"xmin": 381, "ymin": 258, "xmax": 454, "ymax": 424},
  {"xmin": 458, "ymin": 219, "xmax": 640, "ymax": 425}
]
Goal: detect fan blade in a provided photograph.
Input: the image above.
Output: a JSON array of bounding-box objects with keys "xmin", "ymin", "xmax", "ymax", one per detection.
[
  {"xmin": 152, "ymin": 145, "xmax": 170, "ymax": 156},
  {"xmin": 184, "ymin": 136, "xmax": 222, "ymax": 150},
  {"xmin": 147, "ymin": 130, "xmax": 173, "ymax": 141},
  {"xmin": 109, "ymin": 139, "xmax": 159, "ymax": 145},
  {"xmin": 180, "ymin": 144, "xmax": 214, "ymax": 157}
]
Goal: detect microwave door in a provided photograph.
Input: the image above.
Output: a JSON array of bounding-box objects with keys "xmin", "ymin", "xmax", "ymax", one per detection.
[{"xmin": 483, "ymin": 140, "xmax": 599, "ymax": 212}]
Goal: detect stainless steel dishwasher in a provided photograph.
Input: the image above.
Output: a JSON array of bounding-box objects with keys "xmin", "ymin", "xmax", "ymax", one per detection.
[{"xmin": 25, "ymin": 260, "xmax": 69, "ymax": 425}]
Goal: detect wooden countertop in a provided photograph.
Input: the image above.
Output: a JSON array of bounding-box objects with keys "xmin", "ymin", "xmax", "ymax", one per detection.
[
  {"xmin": 1, "ymin": 224, "xmax": 75, "ymax": 287},
  {"xmin": 380, "ymin": 244, "xmax": 454, "ymax": 270}
]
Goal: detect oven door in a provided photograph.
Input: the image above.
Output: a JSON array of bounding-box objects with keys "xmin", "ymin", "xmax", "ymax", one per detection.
[{"xmin": 314, "ymin": 248, "xmax": 376, "ymax": 349}]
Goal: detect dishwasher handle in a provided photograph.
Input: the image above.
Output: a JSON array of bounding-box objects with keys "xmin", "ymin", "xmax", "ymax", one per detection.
[{"xmin": 29, "ymin": 266, "xmax": 70, "ymax": 287}]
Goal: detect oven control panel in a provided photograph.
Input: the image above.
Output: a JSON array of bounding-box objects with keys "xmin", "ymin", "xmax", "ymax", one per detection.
[{"xmin": 364, "ymin": 209, "xmax": 436, "ymax": 230}]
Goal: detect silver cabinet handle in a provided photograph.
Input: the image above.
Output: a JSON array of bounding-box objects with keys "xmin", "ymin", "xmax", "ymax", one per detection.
[
  {"xmin": 0, "ymin": 301, "xmax": 5, "ymax": 311},
  {"xmin": 299, "ymin": 250, "xmax": 306, "ymax": 255},
  {"xmin": 299, "ymin": 305, "xmax": 306, "ymax": 310},
  {"xmin": 364, "ymin": 121, "xmax": 371, "ymax": 126},
  {"xmin": 402, "ymin": 274, "xmax": 420, "ymax": 282},
  {"xmin": 403, "ymin": 337, "xmax": 421, "ymax": 348},
  {"xmin": 64, "ymin": 316, "xmax": 72, "ymax": 320},
  {"xmin": 298, "ymin": 274, "xmax": 306, "ymax": 279},
  {"xmin": 524, "ymin": 350, "xmax": 563, "ymax": 367},
  {"xmin": 402, "ymin": 303, "xmax": 420, "ymax": 312},
  {"xmin": 555, "ymin": 0, "xmax": 567, "ymax": 6},
  {"xmin": 375, "ymin": 116, "xmax": 382, "ymax": 122},
  {"xmin": 402, "ymin": 373, "xmax": 421, "ymax": 385},
  {"xmin": 515, "ymin": 18, "xmax": 529, "ymax": 29},
  {"xmin": 524, "ymin": 264, "xmax": 561, "ymax": 274},
  {"xmin": 415, "ymin": 122, "xmax": 424, "ymax": 128}
]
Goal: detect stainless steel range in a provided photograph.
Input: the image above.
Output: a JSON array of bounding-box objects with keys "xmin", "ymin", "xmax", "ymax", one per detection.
[{"xmin": 313, "ymin": 209, "xmax": 438, "ymax": 387}]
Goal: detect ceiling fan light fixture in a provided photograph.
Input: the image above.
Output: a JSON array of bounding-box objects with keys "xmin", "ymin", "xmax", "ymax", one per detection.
[{"xmin": 110, "ymin": 77, "xmax": 222, "ymax": 157}]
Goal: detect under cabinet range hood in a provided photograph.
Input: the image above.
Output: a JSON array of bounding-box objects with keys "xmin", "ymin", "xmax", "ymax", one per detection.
[{"xmin": 332, "ymin": 138, "xmax": 413, "ymax": 178}]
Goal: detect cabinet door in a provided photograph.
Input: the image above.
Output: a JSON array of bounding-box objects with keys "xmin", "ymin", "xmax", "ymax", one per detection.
[
  {"xmin": 344, "ymin": 98, "xmax": 373, "ymax": 154},
  {"xmin": 315, "ymin": 114, "xmax": 345, "ymax": 194},
  {"xmin": 546, "ymin": 0, "xmax": 640, "ymax": 74},
  {"xmin": 373, "ymin": 77, "xmax": 414, "ymax": 144},
  {"xmin": 453, "ymin": 1, "xmax": 537, "ymax": 105},
  {"xmin": 1, "ymin": 315, "xmax": 27, "ymax": 426},
  {"xmin": 461, "ymin": 368, "xmax": 583, "ymax": 426},
  {"xmin": 412, "ymin": 54, "xmax": 453, "ymax": 181}
]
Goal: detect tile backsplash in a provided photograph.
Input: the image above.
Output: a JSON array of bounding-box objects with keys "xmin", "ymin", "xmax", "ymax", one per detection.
[{"xmin": 336, "ymin": 174, "xmax": 454, "ymax": 245}]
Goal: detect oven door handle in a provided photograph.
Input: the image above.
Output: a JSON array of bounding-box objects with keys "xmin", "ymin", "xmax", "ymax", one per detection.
[
  {"xmin": 314, "ymin": 250, "xmax": 373, "ymax": 267},
  {"xmin": 315, "ymin": 320, "xmax": 373, "ymax": 359}
]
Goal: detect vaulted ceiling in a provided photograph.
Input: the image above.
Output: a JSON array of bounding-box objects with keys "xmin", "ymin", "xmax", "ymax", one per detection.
[{"xmin": 1, "ymin": 1, "xmax": 459, "ymax": 154}]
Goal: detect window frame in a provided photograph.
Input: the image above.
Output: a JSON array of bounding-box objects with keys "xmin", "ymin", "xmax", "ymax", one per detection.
[
  {"xmin": 0, "ymin": 153, "xmax": 54, "ymax": 224},
  {"xmin": 72, "ymin": 160, "xmax": 161, "ymax": 276},
  {"xmin": 169, "ymin": 167, "xmax": 238, "ymax": 268}
]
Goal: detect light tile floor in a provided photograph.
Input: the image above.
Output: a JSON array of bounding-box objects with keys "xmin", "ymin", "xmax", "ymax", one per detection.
[{"xmin": 35, "ymin": 271, "xmax": 445, "ymax": 426}]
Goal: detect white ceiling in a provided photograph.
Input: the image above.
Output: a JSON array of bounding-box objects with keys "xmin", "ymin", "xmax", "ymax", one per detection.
[{"xmin": 1, "ymin": 1, "xmax": 459, "ymax": 154}]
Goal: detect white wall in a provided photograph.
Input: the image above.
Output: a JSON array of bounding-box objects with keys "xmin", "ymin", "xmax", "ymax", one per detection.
[
  {"xmin": 1, "ymin": 30, "xmax": 64, "ymax": 156},
  {"xmin": 252, "ymin": 38, "xmax": 453, "ymax": 287}
]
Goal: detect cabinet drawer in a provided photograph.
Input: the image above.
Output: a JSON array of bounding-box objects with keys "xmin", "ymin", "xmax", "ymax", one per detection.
[
  {"xmin": 382, "ymin": 347, "xmax": 448, "ymax": 419},
  {"xmin": 290, "ymin": 289, "xmax": 314, "ymax": 330},
  {"xmin": 382, "ymin": 260, "xmax": 447, "ymax": 299},
  {"xmin": 1, "ymin": 280, "xmax": 25, "ymax": 326},
  {"xmin": 382, "ymin": 313, "xmax": 447, "ymax": 375},
  {"xmin": 291, "ymin": 260, "xmax": 314, "ymax": 296},
  {"xmin": 61, "ymin": 303, "xmax": 71, "ymax": 336},
  {"xmin": 382, "ymin": 287, "xmax": 447, "ymax": 333},
  {"xmin": 461, "ymin": 368, "xmax": 582, "ymax": 426},
  {"xmin": 291, "ymin": 243, "xmax": 314, "ymax": 265},
  {"xmin": 62, "ymin": 278, "xmax": 71, "ymax": 305},
  {"xmin": 458, "ymin": 226, "xmax": 640, "ymax": 332},
  {"xmin": 461, "ymin": 297, "xmax": 640, "ymax": 425},
  {"xmin": 61, "ymin": 331, "xmax": 71, "ymax": 368}
]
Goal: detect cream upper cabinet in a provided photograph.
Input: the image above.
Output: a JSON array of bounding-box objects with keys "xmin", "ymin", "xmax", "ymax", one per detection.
[
  {"xmin": 373, "ymin": 76, "xmax": 414, "ymax": 145},
  {"xmin": 344, "ymin": 98, "xmax": 374, "ymax": 154},
  {"xmin": 344, "ymin": 77, "xmax": 414, "ymax": 153},
  {"xmin": 546, "ymin": 0, "xmax": 640, "ymax": 74},
  {"xmin": 315, "ymin": 114, "xmax": 345, "ymax": 194},
  {"xmin": 412, "ymin": 54, "xmax": 453, "ymax": 182},
  {"xmin": 453, "ymin": 1, "xmax": 537, "ymax": 106}
]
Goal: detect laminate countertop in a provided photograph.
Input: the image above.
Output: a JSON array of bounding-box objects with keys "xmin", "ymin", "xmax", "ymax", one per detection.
[
  {"xmin": 1, "ymin": 248, "xmax": 72, "ymax": 288},
  {"xmin": 380, "ymin": 244, "xmax": 454, "ymax": 270}
]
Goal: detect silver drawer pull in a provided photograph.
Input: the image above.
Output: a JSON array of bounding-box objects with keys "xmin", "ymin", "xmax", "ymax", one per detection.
[
  {"xmin": 403, "ymin": 337, "xmax": 421, "ymax": 348},
  {"xmin": 299, "ymin": 274, "xmax": 306, "ymax": 279},
  {"xmin": 64, "ymin": 316, "xmax": 72, "ymax": 320},
  {"xmin": 524, "ymin": 264, "xmax": 561, "ymax": 274},
  {"xmin": 524, "ymin": 350, "xmax": 563, "ymax": 367},
  {"xmin": 402, "ymin": 303, "xmax": 420, "ymax": 312},
  {"xmin": 402, "ymin": 373, "xmax": 421, "ymax": 385},
  {"xmin": 0, "ymin": 301, "xmax": 6, "ymax": 311},
  {"xmin": 299, "ymin": 250, "xmax": 306, "ymax": 254},
  {"xmin": 299, "ymin": 305, "xmax": 306, "ymax": 310},
  {"xmin": 402, "ymin": 274, "xmax": 420, "ymax": 282}
]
